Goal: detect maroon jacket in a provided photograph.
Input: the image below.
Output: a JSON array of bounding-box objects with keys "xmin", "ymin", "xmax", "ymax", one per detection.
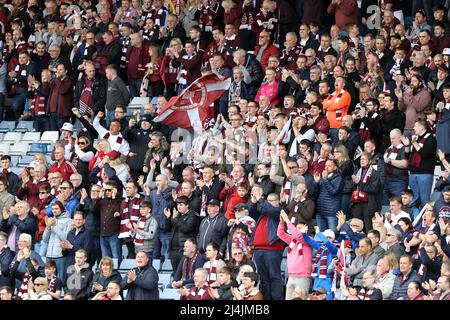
[
  {"xmin": 327, "ymin": 0, "xmax": 358, "ymax": 29},
  {"xmin": 92, "ymin": 198, "xmax": 122, "ymax": 237},
  {"xmin": 17, "ymin": 178, "xmax": 49, "ymax": 209},
  {"xmin": 43, "ymin": 76, "xmax": 74, "ymax": 118}
]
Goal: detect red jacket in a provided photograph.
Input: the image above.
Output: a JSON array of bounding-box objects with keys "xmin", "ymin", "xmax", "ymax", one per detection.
[
  {"xmin": 17, "ymin": 178, "xmax": 48, "ymax": 209},
  {"xmin": 254, "ymin": 44, "xmax": 280, "ymax": 72},
  {"xmin": 49, "ymin": 159, "xmax": 77, "ymax": 181}
]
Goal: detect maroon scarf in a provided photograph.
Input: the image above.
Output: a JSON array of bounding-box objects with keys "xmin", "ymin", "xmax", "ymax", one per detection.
[
  {"xmin": 133, "ymin": 214, "xmax": 147, "ymax": 246},
  {"xmin": 79, "ymin": 78, "xmax": 94, "ymax": 115},
  {"xmin": 287, "ymin": 238, "xmax": 303, "ymax": 257},
  {"xmin": 358, "ymin": 288, "xmax": 374, "ymax": 300},
  {"xmin": 182, "ymin": 250, "xmax": 198, "ymax": 281},
  {"xmin": 119, "ymin": 194, "xmax": 142, "ymax": 239},
  {"xmin": 17, "ymin": 273, "xmax": 32, "ymax": 300},
  {"xmin": 312, "ymin": 246, "xmax": 328, "ymax": 279},
  {"xmin": 206, "ymin": 254, "xmax": 220, "ymax": 284},
  {"xmin": 409, "ymin": 133, "xmax": 431, "ymax": 170},
  {"xmin": 384, "ymin": 144, "xmax": 402, "ymax": 175}
]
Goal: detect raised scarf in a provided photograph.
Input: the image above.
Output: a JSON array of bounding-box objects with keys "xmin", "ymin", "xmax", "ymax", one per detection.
[
  {"xmin": 409, "ymin": 133, "xmax": 431, "ymax": 170},
  {"xmin": 119, "ymin": 194, "xmax": 142, "ymax": 239},
  {"xmin": 134, "ymin": 214, "xmax": 148, "ymax": 246},
  {"xmin": 311, "ymin": 246, "xmax": 328, "ymax": 279}
]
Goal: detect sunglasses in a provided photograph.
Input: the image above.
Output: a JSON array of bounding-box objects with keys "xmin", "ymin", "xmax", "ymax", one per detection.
[
  {"xmin": 34, "ymin": 283, "xmax": 45, "ymax": 286},
  {"xmin": 104, "ymin": 189, "xmax": 113, "ymax": 192},
  {"xmin": 78, "ymin": 141, "xmax": 86, "ymax": 145}
]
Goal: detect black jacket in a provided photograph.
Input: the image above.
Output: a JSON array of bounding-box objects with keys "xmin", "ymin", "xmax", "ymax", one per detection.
[
  {"xmin": 89, "ymin": 269, "xmax": 122, "ymax": 297},
  {"xmin": 73, "ymin": 75, "xmax": 107, "ymax": 114},
  {"xmin": 243, "ymin": 54, "xmax": 264, "ymax": 99},
  {"xmin": 167, "ymin": 210, "xmax": 199, "ymax": 252},
  {"xmin": 121, "ymin": 264, "xmax": 159, "ymax": 300},
  {"xmin": 200, "ymin": 177, "xmax": 225, "ymax": 202},
  {"xmin": 124, "ymin": 125, "xmax": 152, "ymax": 172},
  {"xmin": 63, "ymin": 263, "xmax": 94, "ymax": 300}
]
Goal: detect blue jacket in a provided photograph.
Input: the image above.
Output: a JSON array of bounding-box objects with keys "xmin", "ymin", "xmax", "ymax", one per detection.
[
  {"xmin": 436, "ymin": 108, "xmax": 450, "ymax": 154},
  {"xmin": 0, "ymin": 247, "xmax": 15, "ymax": 288},
  {"xmin": 46, "ymin": 196, "xmax": 79, "ymax": 218},
  {"xmin": 146, "ymin": 187, "xmax": 174, "ymax": 233},
  {"xmin": 63, "ymin": 226, "xmax": 93, "ymax": 268},
  {"xmin": 313, "ymin": 172, "xmax": 344, "ymax": 217},
  {"xmin": 302, "ymin": 232, "xmax": 338, "ymax": 299},
  {"xmin": 248, "ymin": 198, "xmax": 282, "ymax": 246}
]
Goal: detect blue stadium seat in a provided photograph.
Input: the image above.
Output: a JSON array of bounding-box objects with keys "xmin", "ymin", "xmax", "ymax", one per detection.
[
  {"xmin": 10, "ymin": 167, "xmax": 22, "ymax": 176},
  {"xmin": 15, "ymin": 121, "xmax": 34, "ymax": 133},
  {"xmin": 159, "ymin": 288, "xmax": 179, "ymax": 300},
  {"xmin": 10, "ymin": 155, "xmax": 21, "ymax": 167},
  {"xmin": 27, "ymin": 143, "xmax": 48, "ymax": 155},
  {"xmin": 0, "ymin": 121, "xmax": 16, "ymax": 133},
  {"xmin": 119, "ymin": 259, "xmax": 135, "ymax": 271},
  {"xmin": 18, "ymin": 155, "xmax": 35, "ymax": 167}
]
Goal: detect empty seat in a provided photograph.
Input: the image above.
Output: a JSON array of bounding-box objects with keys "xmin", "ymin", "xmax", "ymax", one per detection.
[
  {"xmin": 160, "ymin": 259, "xmax": 173, "ymax": 272},
  {"xmin": 431, "ymin": 191, "xmax": 441, "ymax": 201},
  {"xmin": 40, "ymin": 131, "xmax": 60, "ymax": 143},
  {"xmin": 9, "ymin": 143, "xmax": 30, "ymax": 156},
  {"xmin": 119, "ymin": 259, "xmax": 135, "ymax": 270},
  {"xmin": 159, "ymin": 288, "xmax": 179, "ymax": 300},
  {"xmin": 22, "ymin": 132, "xmax": 42, "ymax": 143},
  {"xmin": 18, "ymin": 155, "xmax": 35, "ymax": 167},
  {"xmin": 10, "ymin": 155, "xmax": 21, "ymax": 167},
  {"xmin": 15, "ymin": 121, "xmax": 35, "ymax": 133},
  {"xmin": 3, "ymin": 132, "xmax": 23, "ymax": 143},
  {"xmin": 0, "ymin": 121, "xmax": 16, "ymax": 133},
  {"xmin": 0, "ymin": 143, "xmax": 10, "ymax": 155},
  {"xmin": 158, "ymin": 273, "xmax": 172, "ymax": 288},
  {"xmin": 152, "ymin": 259, "xmax": 161, "ymax": 270},
  {"xmin": 27, "ymin": 143, "xmax": 48, "ymax": 155}
]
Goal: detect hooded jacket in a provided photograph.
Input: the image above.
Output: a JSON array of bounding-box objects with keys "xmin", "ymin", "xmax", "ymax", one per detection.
[{"xmin": 42, "ymin": 211, "xmax": 72, "ymax": 258}]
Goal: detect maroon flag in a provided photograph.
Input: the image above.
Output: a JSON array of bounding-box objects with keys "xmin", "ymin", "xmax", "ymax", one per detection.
[{"xmin": 153, "ymin": 73, "xmax": 231, "ymax": 131}]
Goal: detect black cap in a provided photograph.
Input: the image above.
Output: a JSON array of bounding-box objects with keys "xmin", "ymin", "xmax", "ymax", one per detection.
[
  {"xmin": 141, "ymin": 114, "xmax": 152, "ymax": 123},
  {"xmin": 207, "ymin": 199, "xmax": 220, "ymax": 206},
  {"xmin": 233, "ymin": 203, "xmax": 248, "ymax": 211}
]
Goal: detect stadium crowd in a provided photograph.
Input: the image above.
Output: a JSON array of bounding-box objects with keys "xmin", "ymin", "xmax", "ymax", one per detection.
[{"xmin": 0, "ymin": 0, "xmax": 450, "ymax": 301}]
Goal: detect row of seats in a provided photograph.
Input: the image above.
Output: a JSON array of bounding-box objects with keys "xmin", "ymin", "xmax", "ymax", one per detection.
[{"xmin": 0, "ymin": 120, "xmax": 34, "ymax": 133}]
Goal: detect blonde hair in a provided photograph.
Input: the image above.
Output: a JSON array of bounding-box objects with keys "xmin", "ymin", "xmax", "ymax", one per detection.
[
  {"xmin": 384, "ymin": 251, "xmax": 399, "ymax": 270},
  {"xmin": 334, "ymin": 145, "xmax": 350, "ymax": 165},
  {"xmin": 34, "ymin": 153, "xmax": 48, "ymax": 168},
  {"xmin": 33, "ymin": 277, "xmax": 49, "ymax": 291},
  {"xmin": 236, "ymin": 264, "xmax": 254, "ymax": 284}
]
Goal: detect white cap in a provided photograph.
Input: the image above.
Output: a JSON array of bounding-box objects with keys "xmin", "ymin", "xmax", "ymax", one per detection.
[
  {"xmin": 28, "ymin": 160, "xmax": 39, "ymax": 169},
  {"xmin": 322, "ymin": 229, "xmax": 335, "ymax": 241},
  {"xmin": 443, "ymin": 48, "xmax": 450, "ymax": 55},
  {"xmin": 61, "ymin": 122, "xmax": 74, "ymax": 132}
]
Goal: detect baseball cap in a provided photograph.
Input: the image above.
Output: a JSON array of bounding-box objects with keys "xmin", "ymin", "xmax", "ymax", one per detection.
[
  {"xmin": 322, "ymin": 229, "xmax": 335, "ymax": 241},
  {"xmin": 207, "ymin": 199, "xmax": 220, "ymax": 206},
  {"xmin": 61, "ymin": 122, "xmax": 74, "ymax": 132},
  {"xmin": 233, "ymin": 203, "xmax": 248, "ymax": 212},
  {"xmin": 28, "ymin": 160, "xmax": 39, "ymax": 169}
]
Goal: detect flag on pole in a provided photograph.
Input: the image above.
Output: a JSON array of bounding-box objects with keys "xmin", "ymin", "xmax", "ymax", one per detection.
[{"xmin": 153, "ymin": 73, "xmax": 231, "ymax": 132}]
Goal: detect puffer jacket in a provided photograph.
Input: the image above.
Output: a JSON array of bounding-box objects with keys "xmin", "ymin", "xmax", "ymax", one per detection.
[
  {"xmin": 313, "ymin": 172, "xmax": 344, "ymax": 217},
  {"xmin": 42, "ymin": 211, "xmax": 72, "ymax": 258}
]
